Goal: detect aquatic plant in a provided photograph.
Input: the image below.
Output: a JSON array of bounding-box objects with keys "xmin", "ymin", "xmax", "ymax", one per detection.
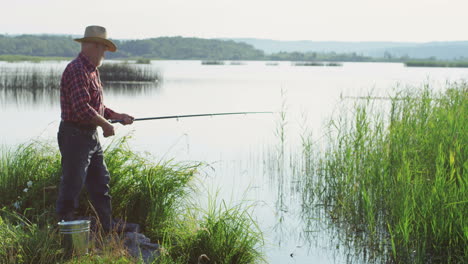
[
  {"xmin": 158, "ymin": 193, "xmax": 265, "ymax": 264},
  {"xmin": 99, "ymin": 63, "xmax": 158, "ymax": 82},
  {"xmin": 201, "ymin": 60, "xmax": 225, "ymax": 65},
  {"xmin": 0, "ymin": 67, "xmax": 61, "ymax": 90},
  {"xmin": 302, "ymin": 82, "xmax": 467, "ymax": 263},
  {"xmin": 405, "ymin": 60, "xmax": 468, "ymax": 68}
]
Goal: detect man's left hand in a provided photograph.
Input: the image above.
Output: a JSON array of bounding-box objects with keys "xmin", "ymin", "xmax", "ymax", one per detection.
[{"xmin": 119, "ymin": 113, "xmax": 134, "ymax": 125}]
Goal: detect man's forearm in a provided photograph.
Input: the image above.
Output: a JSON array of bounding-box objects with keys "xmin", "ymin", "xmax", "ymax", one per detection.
[
  {"xmin": 91, "ymin": 114, "xmax": 112, "ymax": 128},
  {"xmin": 91, "ymin": 114, "xmax": 115, "ymax": 137}
]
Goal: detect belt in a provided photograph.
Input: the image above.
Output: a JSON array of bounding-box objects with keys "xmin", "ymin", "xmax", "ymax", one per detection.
[{"xmin": 62, "ymin": 120, "xmax": 97, "ymax": 130}]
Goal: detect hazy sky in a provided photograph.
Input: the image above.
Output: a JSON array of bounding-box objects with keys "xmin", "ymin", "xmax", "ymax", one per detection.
[{"xmin": 2, "ymin": 0, "xmax": 467, "ymax": 42}]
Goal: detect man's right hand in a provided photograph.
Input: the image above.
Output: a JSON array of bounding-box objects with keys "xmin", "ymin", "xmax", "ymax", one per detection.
[
  {"xmin": 102, "ymin": 123, "xmax": 115, "ymax": 137},
  {"xmin": 92, "ymin": 115, "xmax": 115, "ymax": 137}
]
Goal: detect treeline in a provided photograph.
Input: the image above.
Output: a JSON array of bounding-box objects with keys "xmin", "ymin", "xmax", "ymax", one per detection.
[
  {"xmin": 269, "ymin": 51, "xmax": 372, "ymax": 62},
  {"xmin": 0, "ymin": 35, "xmax": 265, "ymax": 60},
  {"xmin": 0, "ymin": 34, "xmax": 374, "ymax": 61}
]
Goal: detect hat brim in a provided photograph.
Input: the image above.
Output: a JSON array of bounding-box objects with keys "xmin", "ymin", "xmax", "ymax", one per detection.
[{"xmin": 74, "ymin": 37, "xmax": 117, "ymax": 52}]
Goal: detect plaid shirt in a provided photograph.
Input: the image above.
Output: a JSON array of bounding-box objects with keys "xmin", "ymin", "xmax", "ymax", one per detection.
[{"xmin": 60, "ymin": 52, "xmax": 115, "ymax": 123}]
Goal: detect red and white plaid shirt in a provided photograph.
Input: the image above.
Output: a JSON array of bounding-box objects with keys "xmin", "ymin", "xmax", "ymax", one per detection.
[{"xmin": 60, "ymin": 52, "xmax": 115, "ymax": 123}]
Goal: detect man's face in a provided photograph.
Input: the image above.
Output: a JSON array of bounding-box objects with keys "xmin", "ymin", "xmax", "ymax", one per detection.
[{"xmin": 95, "ymin": 43, "xmax": 108, "ymax": 67}]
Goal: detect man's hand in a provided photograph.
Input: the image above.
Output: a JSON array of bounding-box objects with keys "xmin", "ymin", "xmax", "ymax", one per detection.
[
  {"xmin": 102, "ymin": 122, "xmax": 115, "ymax": 137},
  {"xmin": 92, "ymin": 115, "xmax": 116, "ymax": 137},
  {"xmin": 118, "ymin": 113, "xmax": 134, "ymax": 125}
]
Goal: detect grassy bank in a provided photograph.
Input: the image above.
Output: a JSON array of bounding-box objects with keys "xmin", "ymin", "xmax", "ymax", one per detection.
[
  {"xmin": 303, "ymin": 83, "xmax": 467, "ymax": 263},
  {"xmin": 0, "ymin": 138, "xmax": 264, "ymax": 263}
]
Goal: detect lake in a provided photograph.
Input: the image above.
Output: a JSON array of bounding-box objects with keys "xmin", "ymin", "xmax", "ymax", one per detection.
[{"xmin": 1, "ymin": 60, "xmax": 467, "ymax": 263}]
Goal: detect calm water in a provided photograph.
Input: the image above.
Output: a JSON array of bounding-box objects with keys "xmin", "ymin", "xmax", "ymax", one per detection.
[{"xmin": 1, "ymin": 60, "xmax": 467, "ymax": 263}]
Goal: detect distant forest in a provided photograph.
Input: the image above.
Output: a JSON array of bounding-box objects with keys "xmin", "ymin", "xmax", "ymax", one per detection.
[{"xmin": 0, "ymin": 34, "xmax": 412, "ymax": 62}]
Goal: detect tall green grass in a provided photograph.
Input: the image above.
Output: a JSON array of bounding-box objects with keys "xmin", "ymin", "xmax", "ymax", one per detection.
[
  {"xmin": 303, "ymin": 82, "xmax": 467, "ymax": 263},
  {"xmin": 0, "ymin": 137, "xmax": 264, "ymax": 263},
  {"xmin": 158, "ymin": 195, "xmax": 264, "ymax": 264}
]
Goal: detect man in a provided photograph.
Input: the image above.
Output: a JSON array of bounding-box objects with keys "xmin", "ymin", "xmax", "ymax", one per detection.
[{"xmin": 56, "ymin": 25, "xmax": 133, "ymax": 232}]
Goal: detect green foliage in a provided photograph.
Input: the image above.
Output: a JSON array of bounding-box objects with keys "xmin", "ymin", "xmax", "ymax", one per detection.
[
  {"xmin": 0, "ymin": 35, "xmax": 265, "ymax": 60},
  {"xmin": 159, "ymin": 195, "xmax": 264, "ymax": 264},
  {"xmin": 0, "ymin": 211, "xmax": 63, "ymax": 264},
  {"xmin": 103, "ymin": 136, "xmax": 199, "ymax": 240},
  {"xmin": 0, "ymin": 142, "xmax": 61, "ymax": 219},
  {"xmin": 304, "ymin": 83, "xmax": 467, "ymax": 263},
  {"xmin": 0, "ymin": 137, "xmax": 264, "ymax": 263}
]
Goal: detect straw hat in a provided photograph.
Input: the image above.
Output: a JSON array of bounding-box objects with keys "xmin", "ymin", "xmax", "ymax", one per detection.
[{"xmin": 74, "ymin": 25, "xmax": 117, "ymax": 52}]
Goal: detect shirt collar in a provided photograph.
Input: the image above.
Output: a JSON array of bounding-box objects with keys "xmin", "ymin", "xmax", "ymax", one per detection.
[{"xmin": 78, "ymin": 52, "xmax": 97, "ymax": 71}]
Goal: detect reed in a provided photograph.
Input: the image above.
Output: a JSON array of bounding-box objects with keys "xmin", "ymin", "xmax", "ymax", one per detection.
[
  {"xmin": 303, "ymin": 82, "xmax": 467, "ymax": 263},
  {"xmin": 0, "ymin": 67, "xmax": 61, "ymax": 90},
  {"xmin": 405, "ymin": 60, "xmax": 468, "ymax": 68},
  {"xmin": 99, "ymin": 63, "xmax": 158, "ymax": 82},
  {"xmin": 292, "ymin": 61, "xmax": 343, "ymax": 67},
  {"xmin": 0, "ymin": 63, "xmax": 159, "ymax": 90},
  {"xmin": 158, "ymin": 194, "xmax": 265, "ymax": 264},
  {"xmin": 201, "ymin": 60, "xmax": 225, "ymax": 65},
  {"xmin": 135, "ymin": 58, "xmax": 151, "ymax": 64}
]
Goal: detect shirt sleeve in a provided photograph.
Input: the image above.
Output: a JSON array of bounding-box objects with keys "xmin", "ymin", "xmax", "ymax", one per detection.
[
  {"xmin": 69, "ymin": 68, "xmax": 99, "ymax": 121},
  {"xmin": 104, "ymin": 105, "xmax": 117, "ymax": 119}
]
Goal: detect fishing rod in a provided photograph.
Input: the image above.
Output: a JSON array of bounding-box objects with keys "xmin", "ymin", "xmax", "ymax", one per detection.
[{"xmin": 110, "ymin": 111, "xmax": 274, "ymax": 124}]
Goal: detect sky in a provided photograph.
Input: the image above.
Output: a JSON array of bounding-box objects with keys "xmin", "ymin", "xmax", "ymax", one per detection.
[{"xmin": 2, "ymin": 0, "xmax": 468, "ymax": 42}]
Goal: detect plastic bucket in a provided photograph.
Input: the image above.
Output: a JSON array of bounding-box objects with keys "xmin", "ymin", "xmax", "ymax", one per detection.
[{"xmin": 58, "ymin": 220, "xmax": 91, "ymax": 256}]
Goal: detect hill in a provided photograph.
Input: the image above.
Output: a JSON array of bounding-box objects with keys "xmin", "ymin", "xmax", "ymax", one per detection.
[
  {"xmin": 0, "ymin": 35, "xmax": 265, "ymax": 60},
  {"xmin": 1, "ymin": 34, "xmax": 467, "ymax": 61},
  {"xmin": 229, "ymin": 38, "xmax": 468, "ymax": 60}
]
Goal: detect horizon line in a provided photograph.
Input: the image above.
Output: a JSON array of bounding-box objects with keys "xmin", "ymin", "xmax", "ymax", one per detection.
[{"xmin": 1, "ymin": 33, "xmax": 467, "ymax": 43}]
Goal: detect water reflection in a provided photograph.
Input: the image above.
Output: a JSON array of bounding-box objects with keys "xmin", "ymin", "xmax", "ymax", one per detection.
[
  {"xmin": 0, "ymin": 63, "xmax": 161, "ymax": 108},
  {"xmin": 104, "ymin": 82, "xmax": 161, "ymax": 97},
  {"xmin": 1, "ymin": 81, "xmax": 160, "ymax": 108},
  {"xmin": 1, "ymin": 87, "xmax": 59, "ymax": 108}
]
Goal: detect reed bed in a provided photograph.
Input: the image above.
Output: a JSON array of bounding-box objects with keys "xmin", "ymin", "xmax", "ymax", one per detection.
[
  {"xmin": 0, "ymin": 63, "xmax": 159, "ymax": 91},
  {"xmin": 135, "ymin": 58, "xmax": 151, "ymax": 64},
  {"xmin": 405, "ymin": 60, "xmax": 468, "ymax": 68},
  {"xmin": 201, "ymin": 60, "xmax": 225, "ymax": 65},
  {"xmin": 0, "ymin": 137, "xmax": 264, "ymax": 263},
  {"xmin": 302, "ymin": 82, "xmax": 467, "ymax": 263},
  {"xmin": 0, "ymin": 67, "xmax": 61, "ymax": 90},
  {"xmin": 99, "ymin": 63, "xmax": 158, "ymax": 82},
  {"xmin": 158, "ymin": 196, "xmax": 264, "ymax": 264},
  {"xmin": 292, "ymin": 61, "xmax": 342, "ymax": 66}
]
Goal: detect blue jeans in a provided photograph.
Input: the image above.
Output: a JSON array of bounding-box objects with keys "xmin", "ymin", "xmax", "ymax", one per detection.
[{"xmin": 56, "ymin": 121, "xmax": 112, "ymax": 231}]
